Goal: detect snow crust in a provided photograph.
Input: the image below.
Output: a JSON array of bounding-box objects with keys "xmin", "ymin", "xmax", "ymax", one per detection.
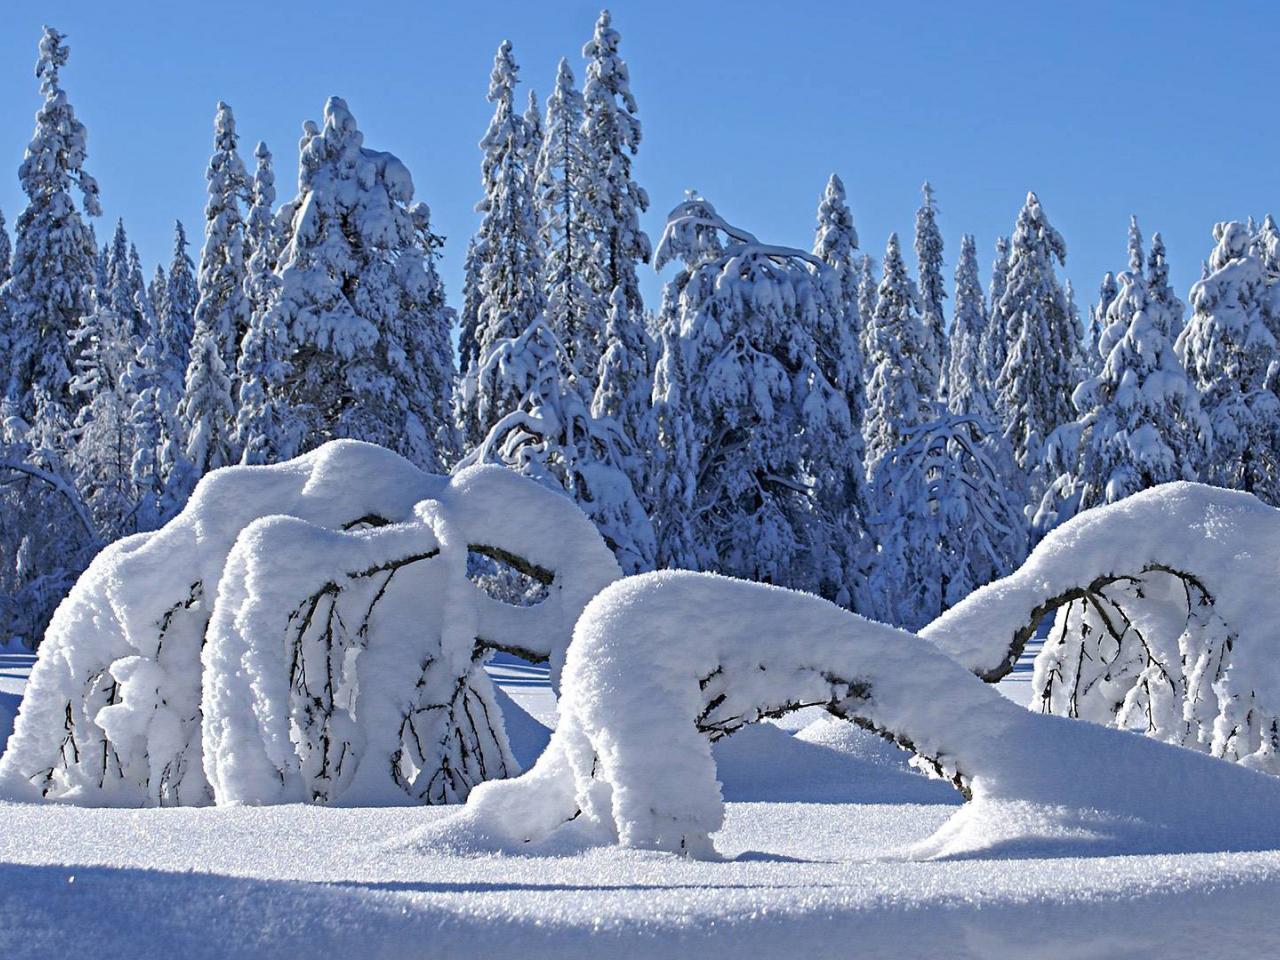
[
  {"xmin": 421, "ymin": 568, "xmax": 1280, "ymax": 860},
  {"xmin": 0, "ymin": 441, "xmax": 618, "ymax": 807}
]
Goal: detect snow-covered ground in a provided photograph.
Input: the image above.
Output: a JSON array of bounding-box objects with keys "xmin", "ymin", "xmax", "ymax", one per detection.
[{"xmin": 2, "ymin": 642, "xmax": 1279, "ymax": 958}]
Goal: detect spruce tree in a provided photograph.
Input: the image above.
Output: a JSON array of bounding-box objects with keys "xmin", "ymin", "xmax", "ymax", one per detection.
[
  {"xmin": 1177, "ymin": 221, "xmax": 1280, "ymax": 501},
  {"xmin": 580, "ymin": 10, "xmax": 651, "ymax": 316},
  {"xmin": 855, "ymin": 253, "xmax": 877, "ymax": 378},
  {"xmin": 993, "ymin": 192, "xmax": 1074, "ymax": 483},
  {"xmin": 2, "ymin": 27, "xmax": 102, "ymax": 415},
  {"xmin": 270, "ymin": 97, "xmax": 457, "ymax": 471},
  {"xmin": 235, "ymin": 141, "xmax": 294, "ymax": 464},
  {"xmin": 537, "ymin": 58, "xmax": 604, "ymax": 383},
  {"xmin": 194, "ymin": 101, "xmax": 250, "ymax": 380},
  {"xmin": 914, "ymin": 181, "xmax": 947, "ymax": 399},
  {"xmin": 177, "ymin": 328, "xmax": 236, "ymax": 478},
  {"xmin": 980, "ymin": 235, "xmax": 1010, "ymax": 405},
  {"xmin": 947, "ymin": 234, "xmax": 993, "ymax": 419},
  {"xmin": 864, "ymin": 232, "xmax": 932, "ymax": 472},
  {"xmin": 592, "ymin": 286, "xmax": 652, "ymax": 487},
  {"xmin": 0, "ymin": 208, "xmax": 11, "ymax": 288},
  {"xmin": 650, "ymin": 197, "xmax": 863, "ymax": 602},
  {"xmin": 1086, "ymin": 271, "xmax": 1119, "ymax": 373},
  {"xmin": 459, "ymin": 42, "xmax": 545, "ymax": 447},
  {"xmin": 1146, "ymin": 232, "xmax": 1185, "ymax": 342}
]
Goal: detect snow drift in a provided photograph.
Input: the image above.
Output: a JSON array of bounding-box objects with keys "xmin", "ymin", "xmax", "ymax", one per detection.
[
  {"xmin": 924, "ymin": 482, "xmax": 1280, "ymax": 772},
  {"xmin": 0, "ymin": 441, "xmax": 619, "ymax": 806},
  {"xmin": 422, "ymin": 569, "xmax": 1280, "ymax": 860}
]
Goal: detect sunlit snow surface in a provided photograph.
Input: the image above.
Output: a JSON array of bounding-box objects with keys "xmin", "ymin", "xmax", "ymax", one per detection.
[{"xmin": 2, "ymin": 648, "xmax": 1279, "ymax": 958}]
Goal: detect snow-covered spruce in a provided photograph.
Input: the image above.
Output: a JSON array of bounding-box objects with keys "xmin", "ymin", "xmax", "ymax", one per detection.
[
  {"xmin": 914, "ymin": 182, "xmax": 946, "ymax": 400},
  {"xmin": 1177, "ymin": 221, "xmax": 1280, "ymax": 504},
  {"xmin": 924, "ymin": 482, "xmax": 1280, "ymax": 773},
  {"xmin": 1035, "ymin": 232, "xmax": 1207, "ymax": 534},
  {"xmin": 649, "ymin": 196, "xmax": 864, "ymax": 603},
  {"xmin": 2, "ymin": 26, "xmax": 101, "ymax": 413},
  {"xmin": 946, "ymin": 234, "xmax": 993, "ymax": 419},
  {"xmin": 979, "ymin": 235, "xmax": 1010, "ymax": 411},
  {"xmin": 422, "ymin": 568, "xmax": 1280, "ymax": 860},
  {"xmin": 992, "ymin": 193, "xmax": 1075, "ymax": 483},
  {"xmin": 458, "ymin": 42, "xmax": 545, "ymax": 447},
  {"xmin": 867, "ymin": 413, "xmax": 1027, "ymax": 630},
  {"xmin": 0, "ymin": 441, "xmax": 619, "ymax": 806}
]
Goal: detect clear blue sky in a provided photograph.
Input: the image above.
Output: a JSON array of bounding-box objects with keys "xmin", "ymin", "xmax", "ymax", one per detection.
[{"xmin": 2, "ymin": 1, "xmax": 1277, "ymax": 323}]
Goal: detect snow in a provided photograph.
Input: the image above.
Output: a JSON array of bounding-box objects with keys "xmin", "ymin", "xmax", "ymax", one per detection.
[
  {"xmin": 0, "ymin": 440, "xmax": 618, "ymax": 807},
  {"xmin": 423, "ymin": 567, "xmax": 1280, "ymax": 862}
]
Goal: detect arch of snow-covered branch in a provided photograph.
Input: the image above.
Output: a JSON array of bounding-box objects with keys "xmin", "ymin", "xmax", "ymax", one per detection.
[
  {"xmin": 923, "ymin": 482, "xmax": 1280, "ymax": 772},
  {"xmin": 420, "ymin": 570, "xmax": 1280, "ymax": 860},
  {"xmin": 0, "ymin": 441, "xmax": 619, "ymax": 807}
]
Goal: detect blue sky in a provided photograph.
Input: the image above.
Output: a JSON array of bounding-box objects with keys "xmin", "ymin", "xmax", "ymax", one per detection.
[{"xmin": 2, "ymin": 1, "xmax": 1277, "ymax": 324}]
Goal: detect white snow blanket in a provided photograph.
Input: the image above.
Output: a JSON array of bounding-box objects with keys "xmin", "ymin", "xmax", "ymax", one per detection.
[
  {"xmin": 925, "ymin": 482, "xmax": 1280, "ymax": 771},
  {"xmin": 0, "ymin": 441, "xmax": 619, "ymax": 807},
  {"xmin": 423, "ymin": 569, "xmax": 1280, "ymax": 859}
]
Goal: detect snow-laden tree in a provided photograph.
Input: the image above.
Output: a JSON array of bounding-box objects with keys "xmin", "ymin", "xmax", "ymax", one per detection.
[
  {"xmin": 0, "ymin": 208, "xmax": 11, "ymax": 287},
  {"xmin": 863, "ymin": 232, "xmax": 933, "ymax": 472},
  {"xmin": 537, "ymin": 58, "xmax": 605, "ymax": 385},
  {"xmin": 914, "ymin": 181, "xmax": 946, "ymax": 399},
  {"xmin": 104, "ymin": 220, "xmax": 152, "ymax": 340},
  {"xmin": 868, "ymin": 413, "xmax": 1028, "ymax": 630},
  {"xmin": 1147, "ymin": 231, "xmax": 1185, "ymax": 342},
  {"xmin": 1086, "ymin": 271, "xmax": 1119, "ymax": 375},
  {"xmin": 161, "ymin": 221, "xmax": 198, "ymax": 393},
  {"xmin": 457, "ymin": 238, "xmax": 483, "ymax": 380},
  {"xmin": 462, "ymin": 310, "xmax": 655, "ymax": 575},
  {"xmin": 235, "ymin": 141, "xmax": 296, "ymax": 465},
  {"xmin": 2, "ymin": 27, "xmax": 102, "ymax": 414},
  {"xmin": 993, "ymin": 192, "xmax": 1075, "ymax": 483},
  {"xmin": 1036, "ymin": 254, "xmax": 1209, "ymax": 533},
  {"xmin": 268, "ymin": 97, "xmax": 457, "ymax": 472},
  {"xmin": 946, "ymin": 234, "xmax": 993, "ymax": 419},
  {"xmin": 194, "ymin": 102, "xmax": 250, "ymax": 380},
  {"xmin": 123, "ymin": 333, "xmax": 172, "ymax": 532},
  {"xmin": 649, "ymin": 197, "xmax": 863, "ymax": 602},
  {"xmin": 177, "ymin": 328, "xmax": 236, "ymax": 479},
  {"xmin": 592, "ymin": 286, "xmax": 652, "ymax": 493},
  {"xmin": 580, "ymin": 9, "xmax": 651, "ymax": 316},
  {"xmin": 855, "ymin": 253, "xmax": 877, "ymax": 366},
  {"xmin": 458, "ymin": 42, "xmax": 545, "ymax": 447},
  {"xmin": 1177, "ymin": 221, "xmax": 1280, "ymax": 502},
  {"xmin": 1064, "ymin": 279, "xmax": 1088, "ymax": 378},
  {"xmin": 980, "ymin": 235, "xmax": 1010, "ymax": 406},
  {"xmin": 0, "ymin": 390, "xmax": 101, "ymax": 645},
  {"xmin": 68, "ymin": 288, "xmax": 139, "ymax": 540},
  {"xmin": 148, "ymin": 264, "xmax": 166, "ymax": 323}
]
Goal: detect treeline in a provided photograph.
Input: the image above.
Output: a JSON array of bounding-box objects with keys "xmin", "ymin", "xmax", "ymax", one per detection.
[{"xmin": 1, "ymin": 15, "xmax": 1277, "ymax": 644}]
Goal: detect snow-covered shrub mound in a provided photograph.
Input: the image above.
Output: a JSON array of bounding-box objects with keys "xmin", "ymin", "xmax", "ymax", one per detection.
[
  {"xmin": 924, "ymin": 482, "xmax": 1280, "ymax": 772},
  {"xmin": 418, "ymin": 570, "xmax": 1280, "ymax": 860},
  {"xmin": 0, "ymin": 441, "xmax": 619, "ymax": 806}
]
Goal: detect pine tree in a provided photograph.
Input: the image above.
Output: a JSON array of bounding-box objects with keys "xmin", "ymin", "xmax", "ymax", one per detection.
[
  {"xmin": 1177, "ymin": 221, "xmax": 1280, "ymax": 501},
  {"xmin": 194, "ymin": 101, "xmax": 250, "ymax": 380},
  {"xmin": 148, "ymin": 265, "xmax": 167, "ymax": 329},
  {"xmin": 235, "ymin": 141, "xmax": 294, "ymax": 465},
  {"xmin": 123, "ymin": 332, "xmax": 172, "ymax": 530},
  {"xmin": 864, "ymin": 232, "xmax": 932, "ymax": 472},
  {"xmin": 855, "ymin": 253, "xmax": 878, "ymax": 367},
  {"xmin": 947, "ymin": 234, "xmax": 993, "ymax": 419},
  {"xmin": 537, "ymin": 58, "xmax": 604, "ymax": 383},
  {"xmin": 2, "ymin": 27, "xmax": 102, "ymax": 415},
  {"xmin": 580, "ymin": 9, "xmax": 651, "ymax": 316},
  {"xmin": 457, "ymin": 238, "xmax": 483, "ymax": 379},
  {"xmin": 460, "ymin": 42, "xmax": 546, "ymax": 447},
  {"xmin": 650, "ymin": 197, "xmax": 862, "ymax": 601},
  {"xmin": 592, "ymin": 286, "xmax": 651, "ymax": 481},
  {"xmin": 271, "ymin": 97, "xmax": 457, "ymax": 471},
  {"xmin": 914, "ymin": 181, "xmax": 947, "ymax": 399},
  {"xmin": 980, "ymin": 235, "xmax": 1010, "ymax": 405},
  {"xmin": 162, "ymin": 221, "xmax": 198, "ymax": 383},
  {"xmin": 993, "ymin": 192, "xmax": 1074, "ymax": 483}
]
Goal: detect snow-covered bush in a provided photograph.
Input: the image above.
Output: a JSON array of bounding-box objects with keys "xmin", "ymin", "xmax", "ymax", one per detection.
[
  {"xmin": 423, "ymin": 568, "xmax": 1280, "ymax": 860},
  {"xmin": 924, "ymin": 482, "xmax": 1280, "ymax": 773},
  {"xmin": 0, "ymin": 441, "xmax": 618, "ymax": 807}
]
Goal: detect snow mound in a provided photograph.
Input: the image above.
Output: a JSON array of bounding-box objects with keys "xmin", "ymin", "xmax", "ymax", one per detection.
[
  {"xmin": 417, "ymin": 570, "xmax": 1280, "ymax": 860},
  {"xmin": 924, "ymin": 482, "xmax": 1280, "ymax": 771},
  {"xmin": 0, "ymin": 441, "xmax": 619, "ymax": 807}
]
